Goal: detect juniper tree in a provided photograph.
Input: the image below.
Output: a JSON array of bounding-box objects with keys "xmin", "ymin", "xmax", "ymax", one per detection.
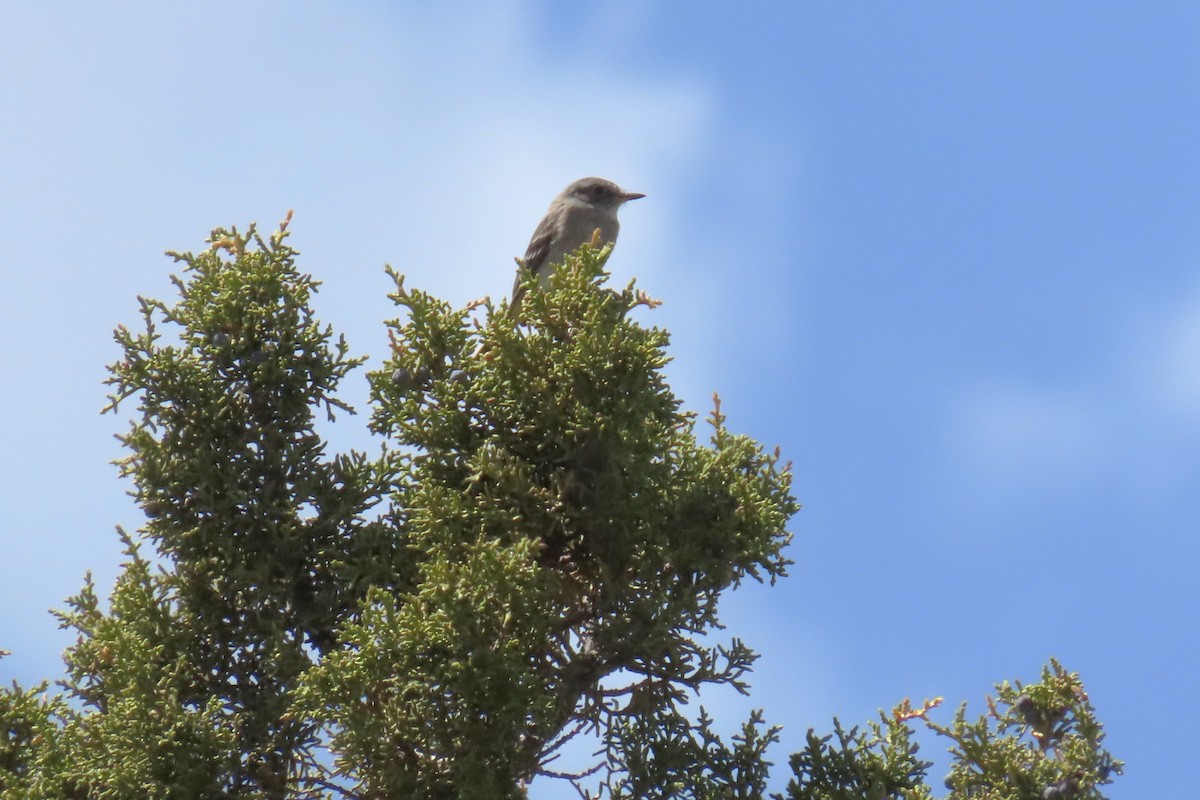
[
  {"xmin": 0, "ymin": 217, "xmax": 1121, "ymax": 800},
  {"xmin": 782, "ymin": 660, "xmax": 1122, "ymax": 800}
]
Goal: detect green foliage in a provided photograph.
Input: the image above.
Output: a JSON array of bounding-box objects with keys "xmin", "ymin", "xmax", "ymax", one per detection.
[
  {"xmin": 0, "ymin": 678, "xmax": 68, "ymax": 799},
  {"xmin": 782, "ymin": 712, "xmax": 932, "ymax": 800},
  {"xmin": 58, "ymin": 217, "xmax": 405, "ymax": 797},
  {"xmin": 603, "ymin": 706, "xmax": 781, "ymax": 799},
  {"xmin": 783, "ymin": 661, "xmax": 1122, "ymax": 800},
  {"xmin": 0, "ymin": 216, "xmax": 1121, "ymax": 800},
  {"xmin": 932, "ymin": 660, "xmax": 1123, "ymax": 800},
  {"xmin": 2, "ymin": 217, "xmax": 798, "ymax": 798},
  {"xmin": 51, "ymin": 535, "xmax": 239, "ymax": 799},
  {"xmin": 295, "ymin": 242, "xmax": 797, "ymax": 797}
]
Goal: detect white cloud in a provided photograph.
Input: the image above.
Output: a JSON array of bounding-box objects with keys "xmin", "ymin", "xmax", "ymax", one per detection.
[
  {"xmin": 946, "ymin": 381, "xmax": 1105, "ymax": 491},
  {"xmin": 1147, "ymin": 288, "xmax": 1200, "ymax": 424},
  {"xmin": 325, "ymin": 3, "xmax": 714, "ymax": 304},
  {"xmin": 944, "ymin": 282, "xmax": 1200, "ymax": 502}
]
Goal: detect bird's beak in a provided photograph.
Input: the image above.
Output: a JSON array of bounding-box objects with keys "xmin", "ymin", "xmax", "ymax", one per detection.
[{"xmin": 620, "ymin": 191, "xmax": 646, "ymax": 202}]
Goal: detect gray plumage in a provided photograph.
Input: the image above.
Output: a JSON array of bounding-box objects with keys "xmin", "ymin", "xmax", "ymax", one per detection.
[{"xmin": 512, "ymin": 177, "xmax": 644, "ymax": 308}]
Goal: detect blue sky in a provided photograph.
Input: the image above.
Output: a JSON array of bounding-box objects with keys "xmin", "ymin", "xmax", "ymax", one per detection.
[{"xmin": 2, "ymin": 3, "xmax": 1196, "ymax": 797}]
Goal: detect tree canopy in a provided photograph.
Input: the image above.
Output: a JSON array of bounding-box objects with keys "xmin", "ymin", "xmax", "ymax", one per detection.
[{"xmin": 1, "ymin": 217, "xmax": 1120, "ymax": 800}]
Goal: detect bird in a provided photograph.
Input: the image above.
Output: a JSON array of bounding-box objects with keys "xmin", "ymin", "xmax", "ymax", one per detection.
[{"xmin": 511, "ymin": 177, "xmax": 645, "ymax": 310}]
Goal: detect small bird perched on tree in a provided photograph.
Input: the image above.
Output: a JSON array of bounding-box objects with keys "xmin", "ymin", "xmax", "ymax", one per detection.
[{"xmin": 512, "ymin": 177, "xmax": 645, "ymax": 310}]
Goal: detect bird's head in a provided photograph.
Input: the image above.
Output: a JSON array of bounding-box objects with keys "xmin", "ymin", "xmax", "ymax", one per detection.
[{"xmin": 565, "ymin": 177, "xmax": 646, "ymax": 210}]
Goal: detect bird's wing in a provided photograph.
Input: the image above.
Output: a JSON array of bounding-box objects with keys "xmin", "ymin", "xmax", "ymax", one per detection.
[
  {"xmin": 521, "ymin": 220, "xmax": 555, "ymax": 275},
  {"xmin": 512, "ymin": 219, "xmax": 555, "ymax": 299}
]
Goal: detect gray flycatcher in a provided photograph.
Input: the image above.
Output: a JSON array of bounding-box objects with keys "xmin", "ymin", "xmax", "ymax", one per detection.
[{"xmin": 511, "ymin": 177, "xmax": 645, "ymax": 309}]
